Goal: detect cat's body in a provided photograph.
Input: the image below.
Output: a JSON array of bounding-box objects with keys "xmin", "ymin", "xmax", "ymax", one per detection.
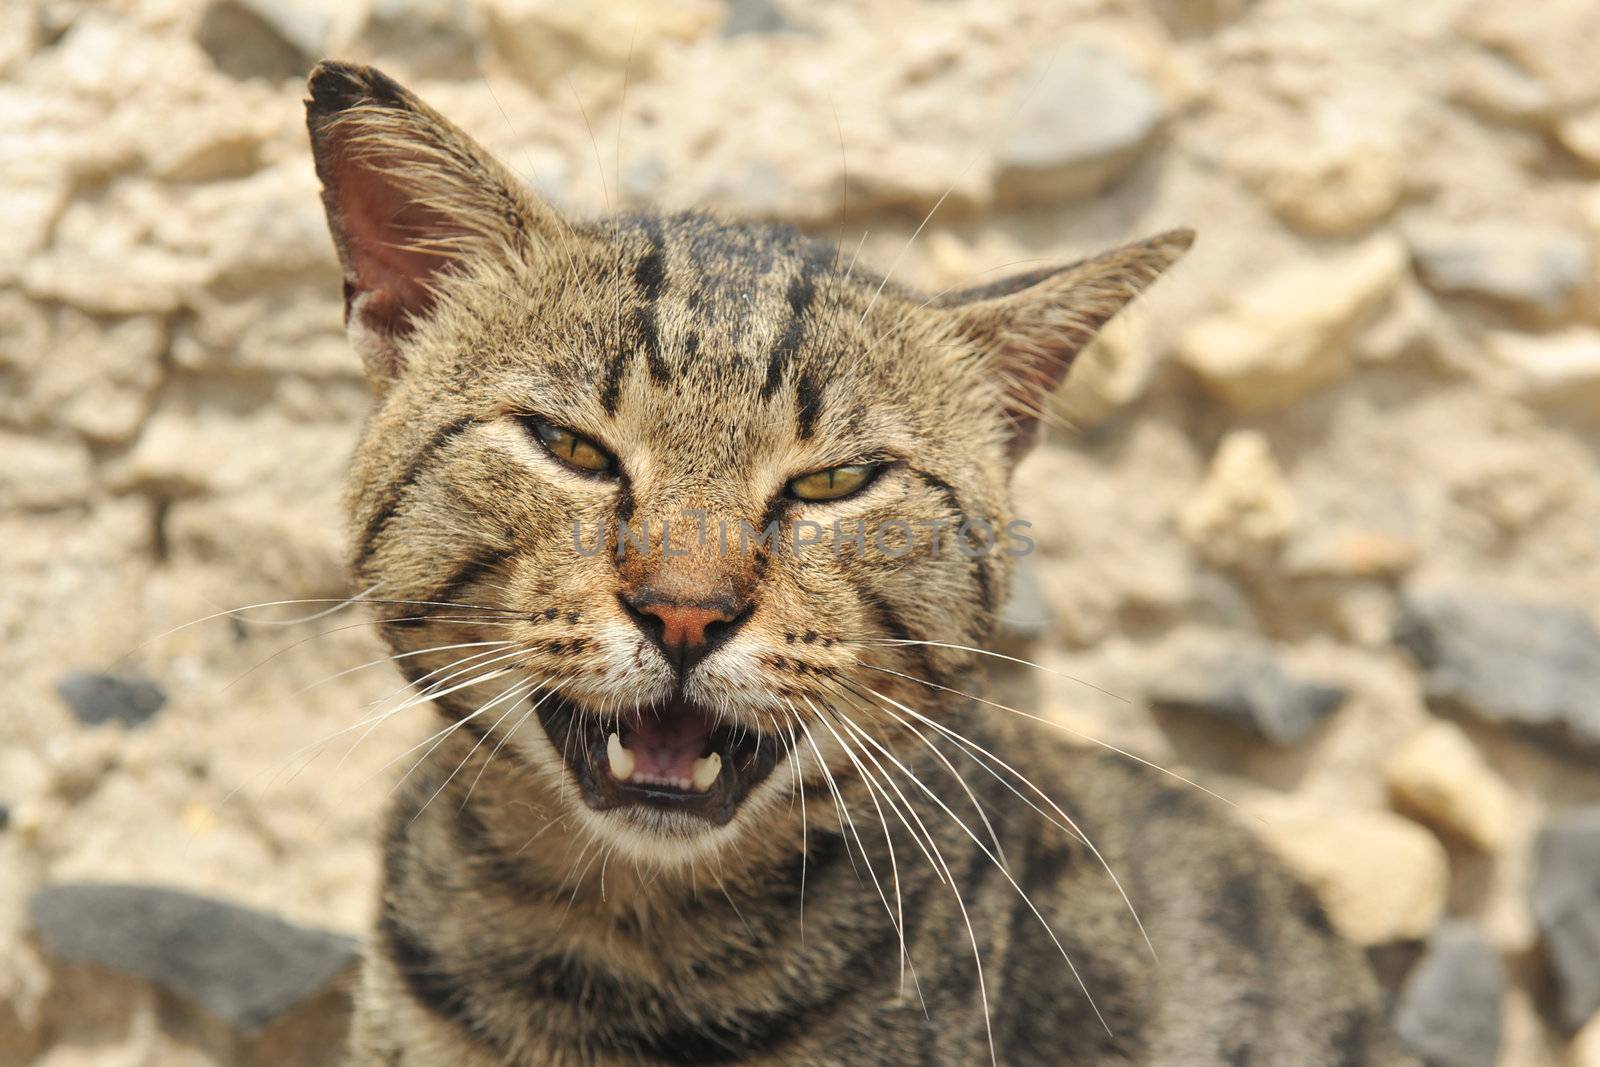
[{"xmin": 304, "ymin": 63, "xmax": 1410, "ymax": 1066}]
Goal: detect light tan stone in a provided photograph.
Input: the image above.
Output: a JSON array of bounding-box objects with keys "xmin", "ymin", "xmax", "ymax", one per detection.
[
  {"xmin": 1385, "ymin": 721, "xmax": 1518, "ymax": 852},
  {"xmin": 1177, "ymin": 235, "xmax": 1407, "ymax": 410},
  {"xmin": 1572, "ymin": 1011, "xmax": 1600, "ymax": 1067},
  {"xmin": 0, "ymin": 433, "xmax": 93, "ymax": 511},
  {"xmin": 1179, "ymin": 430, "xmax": 1297, "ymax": 569},
  {"xmin": 1284, "ymin": 528, "xmax": 1418, "ymax": 579},
  {"xmin": 1489, "ymin": 329, "xmax": 1600, "ymax": 417},
  {"xmin": 1249, "ymin": 796, "xmax": 1450, "ymax": 945},
  {"xmin": 19, "ymin": 310, "xmax": 166, "ymax": 446}
]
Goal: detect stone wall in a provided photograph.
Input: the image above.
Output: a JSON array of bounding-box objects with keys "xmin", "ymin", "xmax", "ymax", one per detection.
[{"xmin": 3, "ymin": 0, "xmax": 1599, "ymax": 1063}]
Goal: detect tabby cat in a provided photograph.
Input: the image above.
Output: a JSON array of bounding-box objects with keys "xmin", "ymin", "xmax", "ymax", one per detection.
[{"xmin": 305, "ymin": 61, "xmax": 1409, "ymax": 1066}]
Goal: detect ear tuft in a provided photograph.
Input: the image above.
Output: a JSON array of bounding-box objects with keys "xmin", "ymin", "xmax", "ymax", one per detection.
[
  {"xmin": 305, "ymin": 61, "xmax": 558, "ymax": 386},
  {"xmin": 946, "ymin": 228, "xmax": 1193, "ymax": 458}
]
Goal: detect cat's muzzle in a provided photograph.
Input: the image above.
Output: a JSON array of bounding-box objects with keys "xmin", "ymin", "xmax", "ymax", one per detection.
[{"xmin": 536, "ymin": 696, "xmax": 790, "ymax": 825}]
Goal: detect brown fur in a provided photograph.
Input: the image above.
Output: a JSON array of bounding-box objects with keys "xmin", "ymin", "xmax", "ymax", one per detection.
[{"xmin": 305, "ymin": 62, "xmax": 1411, "ymax": 1066}]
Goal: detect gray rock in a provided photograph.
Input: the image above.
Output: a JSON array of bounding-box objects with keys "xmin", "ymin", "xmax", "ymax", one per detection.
[
  {"xmin": 56, "ymin": 671, "xmax": 167, "ymax": 728},
  {"xmin": 723, "ymin": 0, "xmax": 804, "ymax": 37},
  {"xmin": 997, "ymin": 554, "xmax": 1052, "ymax": 644},
  {"xmin": 30, "ymin": 883, "xmax": 359, "ymax": 1032},
  {"xmin": 361, "ymin": 0, "xmax": 484, "ymax": 79},
  {"xmin": 196, "ymin": 0, "xmax": 328, "ymax": 81},
  {"xmin": 1393, "ymin": 921, "xmax": 1503, "ymax": 1067},
  {"xmin": 1394, "ymin": 589, "xmax": 1600, "ymax": 757},
  {"xmin": 996, "ymin": 44, "xmax": 1164, "ymax": 205},
  {"xmin": 1408, "ymin": 220, "xmax": 1590, "ymax": 321},
  {"xmin": 0, "ymin": 803, "xmax": 9, "ymax": 832},
  {"xmin": 1145, "ymin": 633, "xmax": 1347, "ymax": 745},
  {"xmin": 1531, "ymin": 808, "xmax": 1600, "ymax": 1031}
]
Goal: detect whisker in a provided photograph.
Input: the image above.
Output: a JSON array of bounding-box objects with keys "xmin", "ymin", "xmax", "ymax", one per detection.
[
  {"xmin": 821, "ymin": 685, "xmax": 1114, "ymax": 1041},
  {"xmin": 860, "ymin": 637, "xmax": 1130, "ymax": 704},
  {"xmin": 803, "ymin": 698, "xmax": 916, "ymax": 998},
  {"xmin": 411, "ymin": 678, "xmax": 543, "ymax": 824},
  {"xmin": 862, "ymin": 663, "xmax": 1236, "ymax": 812},
  {"xmin": 849, "ymin": 679, "xmax": 1157, "ymax": 963}
]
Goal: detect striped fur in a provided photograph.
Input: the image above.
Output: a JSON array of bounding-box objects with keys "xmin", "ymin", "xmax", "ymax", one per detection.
[{"xmin": 306, "ymin": 63, "xmax": 1411, "ymax": 1066}]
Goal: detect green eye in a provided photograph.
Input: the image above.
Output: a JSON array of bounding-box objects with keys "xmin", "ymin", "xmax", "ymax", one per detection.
[
  {"xmin": 530, "ymin": 419, "xmax": 614, "ymax": 474},
  {"xmin": 787, "ymin": 464, "xmax": 878, "ymax": 502}
]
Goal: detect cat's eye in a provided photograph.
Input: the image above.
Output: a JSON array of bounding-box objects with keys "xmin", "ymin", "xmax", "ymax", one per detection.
[
  {"xmin": 527, "ymin": 419, "xmax": 615, "ymax": 474},
  {"xmin": 787, "ymin": 464, "xmax": 879, "ymax": 502}
]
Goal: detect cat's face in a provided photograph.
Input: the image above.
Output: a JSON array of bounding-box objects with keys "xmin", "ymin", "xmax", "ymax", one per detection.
[{"xmin": 308, "ymin": 63, "xmax": 1186, "ymax": 861}]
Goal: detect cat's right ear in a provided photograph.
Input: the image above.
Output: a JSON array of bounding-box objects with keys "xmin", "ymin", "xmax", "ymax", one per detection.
[{"xmin": 306, "ymin": 61, "xmax": 561, "ymax": 386}]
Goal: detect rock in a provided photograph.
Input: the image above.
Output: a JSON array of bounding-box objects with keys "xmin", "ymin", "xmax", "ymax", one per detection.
[
  {"xmin": 488, "ymin": 0, "xmax": 718, "ymax": 91},
  {"xmin": 29, "ymin": 882, "xmax": 359, "ymax": 1031},
  {"xmin": 1385, "ymin": 721, "xmax": 1517, "ymax": 852},
  {"xmin": 1395, "ymin": 589, "xmax": 1600, "ymax": 757},
  {"xmin": 195, "ymin": 0, "xmax": 329, "ymax": 81},
  {"xmin": 995, "ymin": 44, "xmax": 1165, "ymax": 205},
  {"xmin": 1249, "ymin": 797, "xmax": 1449, "ymax": 946},
  {"xmin": 1178, "ymin": 430, "xmax": 1298, "ymax": 569},
  {"xmin": 1283, "ymin": 527, "xmax": 1418, "ymax": 580},
  {"xmin": 1150, "ymin": 0, "xmax": 1252, "ymax": 36},
  {"xmin": 1558, "ymin": 106, "xmax": 1600, "ymax": 169},
  {"xmin": 0, "ymin": 433, "xmax": 93, "ymax": 510},
  {"xmin": 1450, "ymin": 50, "xmax": 1557, "ymax": 126},
  {"xmin": 0, "ymin": 180, "xmax": 68, "ymax": 285},
  {"xmin": 1255, "ymin": 123, "xmax": 1403, "ymax": 238},
  {"xmin": 1532, "ymin": 808, "xmax": 1600, "ymax": 1032},
  {"xmin": 1145, "ymin": 630, "xmax": 1347, "ymax": 745},
  {"xmin": 1393, "ymin": 921, "xmax": 1504, "ymax": 1067},
  {"xmin": 165, "ymin": 490, "xmax": 350, "ymax": 601},
  {"xmin": 1574, "ymin": 1012, "xmax": 1600, "ymax": 1067},
  {"xmin": 723, "ymin": 0, "xmax": 804, "ymax": 37},
  {"xmin": 996, "ymin": 554, "xmax": 1052, "ymax": 645},
  {"xmin": 56, "ymin": 673, "xmax": 168, "ymax": 729},
  {"xmin": 1487, "ymin": 328, "xmax": 1600, "ymax": 417},
  {"xmin": 5, "ymin": 309, "xmax": 166, "ymax": 446},
  {"xmin": 1177, "ymin": 235, "xmax": 1407, "ymax": 409},
  {"xmin": 1459, "ymin": 0, "xmax": 1600, "ymax": 117},
  {"xmin": 1408, "ymin": 220, "xmax": 1590, "ymax": 322},
  {"xmin": 0, "ymin": 803, "xmax": 9, "ymax": 832},
  {"xmin": 361, "ymin": 0, "xmax": 485, "ymax": 78}
]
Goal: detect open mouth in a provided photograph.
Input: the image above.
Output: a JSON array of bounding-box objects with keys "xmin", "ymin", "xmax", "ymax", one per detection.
[{"xmin": 535, "ymin": 695, "xmax": 790, "ymax": 825}]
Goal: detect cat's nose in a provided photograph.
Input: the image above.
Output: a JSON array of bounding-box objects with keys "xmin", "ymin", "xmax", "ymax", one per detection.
[{"xmin": 618, "ymin": 591, "xmax": 753, "ymax": 672}]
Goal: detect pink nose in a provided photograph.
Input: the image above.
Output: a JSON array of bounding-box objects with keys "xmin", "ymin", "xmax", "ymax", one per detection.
[
  {"xmin": 643, "ymin": 602, "xmax": 727, "ymax": 651},
  {"xmin": 620, "ymin": 594, "xmax": 751, "ymax": 671}
]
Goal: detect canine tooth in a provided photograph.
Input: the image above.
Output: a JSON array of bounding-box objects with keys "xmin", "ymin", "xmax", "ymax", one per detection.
[
  {"xmin": 607, "ymin": 732, "xmax": 635, "ymax": 781},
  {"xmin": 691, "ymin": 752, "xmax": 722, "ymax": 793}
]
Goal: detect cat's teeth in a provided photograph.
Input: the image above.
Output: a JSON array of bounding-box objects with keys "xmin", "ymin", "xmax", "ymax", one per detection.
[
  {"xmin": 691, "ymin": 752, "xmax": 722, "ymax": 793},
  {"xmin": 607, "ymin": 732, "xmax": 635, "ymax": 781}
]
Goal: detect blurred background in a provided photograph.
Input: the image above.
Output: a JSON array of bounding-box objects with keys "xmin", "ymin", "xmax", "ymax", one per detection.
[{"xmin": 3, "ymin": 0, "xmax": 1599, "ymax": 1064}]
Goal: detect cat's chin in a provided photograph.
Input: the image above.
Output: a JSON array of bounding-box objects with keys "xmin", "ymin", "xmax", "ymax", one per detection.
[{"xmin": 535, "ymin": 694, "xmax": 791, "ymax": 829}]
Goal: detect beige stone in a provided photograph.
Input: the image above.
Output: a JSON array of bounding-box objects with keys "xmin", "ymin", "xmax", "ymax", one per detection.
[
  {"xmin": 1572, "ymin": 1011, "xmax": 1600, "ymax": 1067},
  {"xmin": 1284, "ymin": 527, "xmax": 1418, "ymax": 580},
  {"xmin": 0, "ymin": 433, "xmax": 93, "ymax": 511},
  {"xmin": 1385, "ymin": 721, "xmax": 1518, "ymax": 852},
  {"xmin": 18, "ymin": 310, "xmax": 166, "ymax": 446},
  {"xmin": 1488, "ymin": 329, "xmax": 1600, "ymax": 417},
  {"xmin": 1559, "ymin": 107, "xmax": 1600, "ymax": 169},
  {"xmin": 1177, "ymin": 235, "xmax": 1407, "ymax": 410},
  {"xmin": 487, "ymin": 0, "xmax": 718, "ymax": 92},
  {"xmin": 1261, "ymin": 138, "xmax": 1403, "ymax": 238},
  {"xmin": 1178, "ymin": 430, "xmax": 1297, "ymax": 569},
  {"xmin": 1249, "ymin": 796, "xmax": 1450, "ymax": 945}
]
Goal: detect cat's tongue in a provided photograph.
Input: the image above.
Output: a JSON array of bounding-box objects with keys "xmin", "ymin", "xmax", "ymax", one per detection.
[{"xmin": 606, "ymin": 702, "xmax": 722, "ymax": 794}]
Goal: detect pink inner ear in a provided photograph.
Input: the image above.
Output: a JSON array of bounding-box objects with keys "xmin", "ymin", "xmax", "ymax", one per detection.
[{"xmin": 330, "ymin": 150, "xmax": 458, "ymax": 337}]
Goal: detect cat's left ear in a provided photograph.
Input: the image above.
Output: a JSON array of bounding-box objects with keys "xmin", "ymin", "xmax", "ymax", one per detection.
[
  {"xmin": 305, "ymin": 61, "xmax": 564, "ymax": 386},
  {"xmin": 943, "ymin": 229, "xmax": 1193, "ymax": 459}
]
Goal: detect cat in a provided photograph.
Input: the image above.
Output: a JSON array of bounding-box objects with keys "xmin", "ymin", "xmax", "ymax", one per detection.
[{"xmin": 305, "ymin": 61, "xmax": 1410, "ymax": 1066}]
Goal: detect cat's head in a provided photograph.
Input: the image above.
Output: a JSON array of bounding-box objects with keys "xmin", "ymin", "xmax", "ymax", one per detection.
[{"xmin": 307, "ymin": 62, "xmax": 1188, "ymax": 861}]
